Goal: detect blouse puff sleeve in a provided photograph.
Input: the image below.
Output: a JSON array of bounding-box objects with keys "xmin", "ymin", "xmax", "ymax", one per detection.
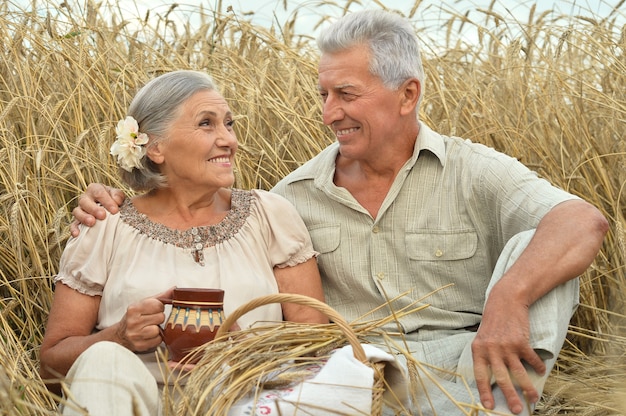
[
  {"xmin": 54, "ymin": 211, "xmax": 120, "ymax": 297},
  {"xmin": 250, "ymin": 189, "xmax": 318, "ymax": 269}
]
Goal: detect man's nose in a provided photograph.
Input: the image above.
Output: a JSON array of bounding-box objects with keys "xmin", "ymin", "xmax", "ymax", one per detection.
[{"xmin": 322, "ymin": 95, "xmax": 344, "ymax": 126}]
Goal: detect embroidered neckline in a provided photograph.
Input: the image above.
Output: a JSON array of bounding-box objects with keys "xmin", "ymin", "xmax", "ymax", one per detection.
[{"xmin": 119, "ymin": 189, "xmax": 253, "ymax": 266}]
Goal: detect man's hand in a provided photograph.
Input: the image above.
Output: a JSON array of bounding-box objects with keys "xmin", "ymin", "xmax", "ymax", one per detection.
[
  {"xmin": 472, "ymin": 200, "xmax": 608, "ymax": 413},
  {"xmin": 70, "ymin": 183, "xmax": 126, "ymax": 237},
  {"xmin": 471, "ymin": 284, "xmax": 545, "ymax": 414}
]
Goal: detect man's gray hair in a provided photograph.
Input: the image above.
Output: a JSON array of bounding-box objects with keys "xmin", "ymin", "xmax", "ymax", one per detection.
[{"xmin": 317, "ymin": 9, "xmax": 424, "ymax": 104}]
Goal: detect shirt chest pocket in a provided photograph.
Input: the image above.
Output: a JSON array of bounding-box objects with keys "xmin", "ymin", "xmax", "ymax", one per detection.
[
  {"xmin": 307, "ymin": 223, "xmax": 341, "ymax": 254},
  {"xmin": 406, "ymin": 230, "xmax": 478, "ymax": 261}
]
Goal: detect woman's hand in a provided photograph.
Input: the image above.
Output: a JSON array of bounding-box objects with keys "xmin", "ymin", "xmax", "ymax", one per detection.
[
  {"xmin": 115, "ymin": 287, "xmax": 176, "ymax": 352},
  {"xmin": 115, "ymin": 297, "xmax": 166, "ymax": 352}
]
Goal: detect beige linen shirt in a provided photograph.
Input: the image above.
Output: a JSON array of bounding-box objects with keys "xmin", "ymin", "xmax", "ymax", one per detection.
[{"xmin": 272, "ymin": 122, "xmax": 578, "ymax": 335}]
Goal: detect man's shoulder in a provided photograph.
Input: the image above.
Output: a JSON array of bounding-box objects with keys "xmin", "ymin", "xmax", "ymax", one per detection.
[
  {"xmin": 441, "ymin": 132, "xmax": 518, "ymax": 166},
  {"xmin": 272, "ymin": 143, "xmax": 338, "ymax": 192},
  {"xmin": 417, "ymin": 122, "xmax": 506, "ymax": 166},
  {"xmin": 419, "ymin": 121, "xmax": 505, "ymax": 158}
]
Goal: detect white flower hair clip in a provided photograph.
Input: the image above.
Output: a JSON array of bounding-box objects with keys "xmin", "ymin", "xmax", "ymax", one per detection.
[{"xmin": 110, "ymin": 116, "xmax": 149, "ymax": 172}]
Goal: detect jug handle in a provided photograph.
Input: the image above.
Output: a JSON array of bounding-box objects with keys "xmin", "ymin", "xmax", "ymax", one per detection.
[{"xmin": 157, "ymin": 297, "xmax": 173, "ymax": 339}]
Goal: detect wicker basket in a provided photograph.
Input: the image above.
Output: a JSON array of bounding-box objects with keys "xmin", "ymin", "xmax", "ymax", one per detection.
[{"xmin": 213, "ymin": 293, "xmax": 387, "ymax": 415}]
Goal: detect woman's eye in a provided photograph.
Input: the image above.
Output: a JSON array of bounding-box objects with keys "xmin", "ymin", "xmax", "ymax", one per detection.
[{"xmin": 226, "ymin": 120, "xmax": 235, "ymax": 128}]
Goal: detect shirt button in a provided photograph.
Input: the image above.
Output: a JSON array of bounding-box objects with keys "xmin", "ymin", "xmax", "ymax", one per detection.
[
  {"xmin": 377, "ymin": 272, "xmax": 385, "ymax": 280},
  {"xmin": 372, "ymin": 226, "xmax": 380, "ymax": 233},
  {"xmin": 435, "ymin": 249, "xmax": 443, "ymax": 257}
]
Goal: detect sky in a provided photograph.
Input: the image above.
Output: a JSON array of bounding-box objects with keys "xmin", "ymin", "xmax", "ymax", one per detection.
[
  {"xmin": 7, "ymin": 0, "xmax": 625, "ymax": 46},
  {"xmin": 10, "ymin": 0, "xmax": 623, "ymax": 31},
  {"xmin": 117, "ymin": 0, "xmax": 623, "ymax": 31},
  {"xmin": 103, "ymin": 0, "xmax": 624, "ymax": 50}
]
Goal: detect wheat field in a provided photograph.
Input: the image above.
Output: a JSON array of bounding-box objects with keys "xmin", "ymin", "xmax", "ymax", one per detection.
[{"xmin": 0, "ymin": 0, "xmax": 625, "ymax": 414}]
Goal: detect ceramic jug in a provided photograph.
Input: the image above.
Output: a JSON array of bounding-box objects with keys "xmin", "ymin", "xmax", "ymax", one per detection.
[{"xmin": 160, "ymin": 288, "xmax": 225, "ymax": 363}]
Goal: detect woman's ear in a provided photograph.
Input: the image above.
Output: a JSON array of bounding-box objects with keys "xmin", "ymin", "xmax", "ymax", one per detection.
[
  {"xmin": 399, "ymin": 78, "xmax": 420, "ymax": 116},
  {"xmin": 146, "ymin": 140, "xmax": 165, "ymax": 165}
]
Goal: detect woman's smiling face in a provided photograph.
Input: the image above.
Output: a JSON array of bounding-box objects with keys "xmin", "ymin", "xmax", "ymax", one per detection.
[{"xmin": 151, "ymin": 89, "xmax": 238, "ymax": 191}]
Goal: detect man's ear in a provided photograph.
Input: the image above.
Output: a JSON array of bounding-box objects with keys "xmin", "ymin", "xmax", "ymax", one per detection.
[
  {"xmin": 399, "ymin": 78, "xmax": 420, "ymax": 116},
  {"xmin": 146, "ymin": 141, "xmax": 165, "ymax": 165}
]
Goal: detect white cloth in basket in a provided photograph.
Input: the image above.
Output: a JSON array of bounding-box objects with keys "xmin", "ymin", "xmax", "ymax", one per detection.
[{"xmin": 228, "ymin": 343, "xmax": 408, "ymax": 415}]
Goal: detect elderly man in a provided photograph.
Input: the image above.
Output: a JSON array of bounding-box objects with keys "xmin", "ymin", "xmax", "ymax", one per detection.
[{"xmin": 72, "ymin": 9, "xmax": 608, "ymax": 415}]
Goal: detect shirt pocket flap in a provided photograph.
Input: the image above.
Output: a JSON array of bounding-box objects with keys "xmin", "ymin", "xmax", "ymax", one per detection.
[
  {"xmin": 406, "ymin": 230, "xmax": 477, "ymax": 261},
  {"xmin": 307, "ymin": 224, "xmax": 341, "ymax": 254}
]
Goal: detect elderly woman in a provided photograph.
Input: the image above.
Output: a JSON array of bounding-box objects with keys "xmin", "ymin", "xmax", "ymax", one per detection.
[{"xmin": 39, "ymin": 70, "xmax": 327, "ymax": 415}]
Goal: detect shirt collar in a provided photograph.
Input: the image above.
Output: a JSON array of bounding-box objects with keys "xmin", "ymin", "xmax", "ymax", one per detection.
[
  {"xmin": 284, "ymin": 121, "xmax": 446, "ymax": 186},
  {"xmin": 407, "ymin": 121, "xmax": 446, "ymax": 169}
]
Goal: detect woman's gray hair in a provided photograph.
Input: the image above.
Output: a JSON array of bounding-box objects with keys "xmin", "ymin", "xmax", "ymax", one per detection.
[
  {"xmin": 317, "ymin": 9, "xmax": 425, "ymax": 108},
  {"xmin": 120, "ymin": 70, "xmax": 219, "ymax": 191}
]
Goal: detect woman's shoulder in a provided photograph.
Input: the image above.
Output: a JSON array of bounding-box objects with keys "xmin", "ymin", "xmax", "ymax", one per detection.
[
  {"xmin": 239, "ymin": 189, "xmax": 305, "ymax": 231},
  {"xmin": 75, "ymin": 204, "xmax": 123, "ymax": 238},
  {"xmin": 118, "ymin": 197, "xmax": 145, "ymax": 226},
  {"xmin": 244, "ymin": 188, "xmax": 298, "ymax": 211}
]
